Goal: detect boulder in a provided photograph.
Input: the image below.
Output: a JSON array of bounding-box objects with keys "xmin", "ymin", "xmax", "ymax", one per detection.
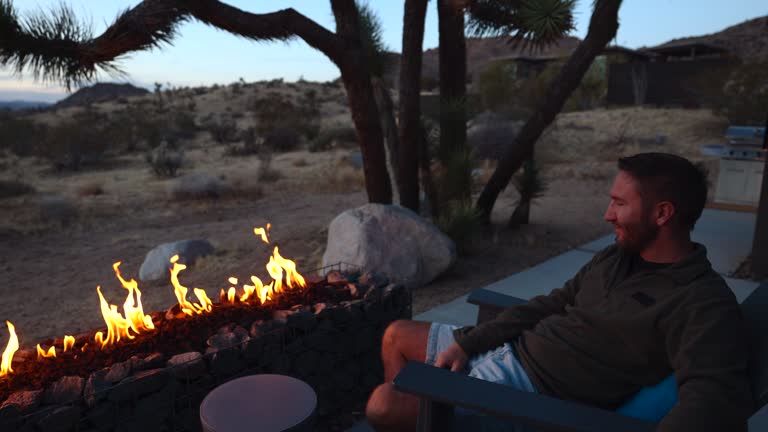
[
  {"xmin": 168, "ymin": 173, "xmax": 231, "ymax": 200},
  {"xmin": 139, "ymin": 239, "xmax": 214, "ymax": 281},
  {"xmin": 321, "ymin": 204, "xmax": 456, "ymax": 289},
  {"xmin": 467, "ymin": 112, "xmax": 523, "ymax": 161}
]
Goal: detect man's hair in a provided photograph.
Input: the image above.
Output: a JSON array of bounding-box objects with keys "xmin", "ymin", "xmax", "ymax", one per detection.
[{"xmin": 618, "ymin": 152, "xmax": 708, "ymax": 231}]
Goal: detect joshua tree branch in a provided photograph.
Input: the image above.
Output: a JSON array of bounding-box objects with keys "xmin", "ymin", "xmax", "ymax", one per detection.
[{"xmin": 0, "ymin": 0, "xmax": 344, "ymax": 88}]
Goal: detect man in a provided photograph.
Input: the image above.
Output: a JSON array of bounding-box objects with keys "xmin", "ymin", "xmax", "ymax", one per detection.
[{"xmin": 366, "ymin": 153, "xmax": 754, "ymax": 432}]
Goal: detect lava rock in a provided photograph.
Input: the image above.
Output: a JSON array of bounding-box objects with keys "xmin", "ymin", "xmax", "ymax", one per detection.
[
  {"xmin": 0, "ymin": 403, "xmax": 21, "ymax": 430},
  {"xmin": 207, "ymin": 347, "xmax": 243, "ymax": 377},
  {"xmin": 167, "ymin": 352, "xmax": 207, "ymax": 380},
  {"xmin": 287, "ymin": 309, "xmax": 317, "ymax": 332},
  {"xmin": 105, "ymin": 360, "xmax": 131, "ymax": 383},
  {"xmin": 36, "ymin": 405, "xmax": 80, "ymax": 432},
  {"xmin": 44, "ymin": 376, "xmax": 85, "ymax": 405},
  {"xmin": 1, "ymin": 390, "xmax": 43, "ymax": 414},
  {"xmin": 326, "ymin": 271, "xmax": 347, "ymax": 284},
  {"xmin": 83, "ymin": 368, "xmax": 110, "ymax": 408},
  {"xmin": 84, "ymin": 402, "xmax": 116, "ymax": 430},
  {"xmin": 108, "ymin": 369, "xmax": 169, "ymax": 402},
  {"xmin": 139, "ymin": 239, "xmax": 215, "ymax": 281}
]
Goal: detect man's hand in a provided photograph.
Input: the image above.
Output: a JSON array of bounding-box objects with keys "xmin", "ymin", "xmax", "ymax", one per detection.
[{"xmin": 434, "ymin": 342, "xmax": 469, "ymax": 372}]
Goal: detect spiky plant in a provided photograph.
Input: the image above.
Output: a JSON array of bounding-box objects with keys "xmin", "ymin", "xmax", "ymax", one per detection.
[
  {"xmin": 509, "ymin": 158, "xmax": 547, "ymax": 226},
  {"xmin": 466, "ymin": 0, "xmax": 576, "ymax": 47},
  {"xmin": 437, "ymin": 199, "xmax": 482, "ymax": 255}
]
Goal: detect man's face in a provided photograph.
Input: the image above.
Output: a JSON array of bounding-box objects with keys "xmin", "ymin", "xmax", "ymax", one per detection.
[{"xmin": 604, "ymin": 171, "xmax": 659, "ymax": 253}]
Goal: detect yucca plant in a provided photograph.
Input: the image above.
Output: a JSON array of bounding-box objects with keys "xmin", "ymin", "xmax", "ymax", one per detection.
[
  {"xmin": 509, "ymin": 157, "xmax": 547, "ymax": 227},
  {"xmin": 437, "ymin": 199, "xmax": 482, "ymax": 255}
]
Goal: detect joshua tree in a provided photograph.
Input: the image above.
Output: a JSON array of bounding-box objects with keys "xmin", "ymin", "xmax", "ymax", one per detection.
[
  {"xmin": 397, "ymin": 0, "xmax": 429, "ymax": 212},
  {"xmin": 395, "ymin": 0, "xmax": 577, "ymax": 215},
  {"xmin": 475, "ymin": 0, "xmax": 624, "ymax": 222},
  {"xmin": 0, "ymin": 0, "xmax": 392, "ymax": 203}
]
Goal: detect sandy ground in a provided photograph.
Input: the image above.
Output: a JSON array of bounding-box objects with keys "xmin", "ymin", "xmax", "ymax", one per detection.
[{"xmin": 0, "ymin": 105, "xmax": 728, "ymax": 346}]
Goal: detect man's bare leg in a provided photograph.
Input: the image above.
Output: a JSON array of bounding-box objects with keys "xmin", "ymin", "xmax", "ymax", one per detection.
[{"xmin": 366, "ymin": 319, "xmax": 432, "ymax": 432}]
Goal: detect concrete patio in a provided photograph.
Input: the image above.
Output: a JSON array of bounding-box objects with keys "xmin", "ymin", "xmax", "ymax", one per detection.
[{"xmin": 414, "ymin": 208, "xmax": 762, "ymax": 326}]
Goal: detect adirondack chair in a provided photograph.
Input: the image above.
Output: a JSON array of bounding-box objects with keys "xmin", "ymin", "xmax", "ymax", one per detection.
[{"xmin": 393, "ymin": 283, "xmax": 768, "ymax": 432}]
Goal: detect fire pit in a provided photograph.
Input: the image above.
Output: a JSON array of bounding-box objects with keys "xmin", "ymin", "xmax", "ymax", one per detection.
[{"xmin": 0, "ymin": 225, "xmax": 411, "ymax": 432}]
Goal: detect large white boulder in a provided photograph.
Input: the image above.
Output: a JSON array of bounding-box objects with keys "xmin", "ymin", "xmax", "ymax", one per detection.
[
  {"xmin": 139, "ymin": 239, "xmax": 215, "ymax": 281},
  {"xmin": 321, "ymin": 204, "xmax": 456, "ymax": 289}
]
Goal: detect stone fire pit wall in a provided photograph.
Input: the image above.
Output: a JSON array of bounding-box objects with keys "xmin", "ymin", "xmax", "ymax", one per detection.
[{"xmin": 0, "ymin": 271, "xmax": 411, "ymax": 432}]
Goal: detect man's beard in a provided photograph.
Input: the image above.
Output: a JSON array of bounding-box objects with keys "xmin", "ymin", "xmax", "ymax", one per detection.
[{"xmin": 614, "ymin": 220, "xmax": 659, "ymax": 254}]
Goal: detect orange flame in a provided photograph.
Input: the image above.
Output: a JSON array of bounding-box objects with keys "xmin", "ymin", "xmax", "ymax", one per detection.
[
  {"xmin": 113, "ymin": 262, "xmax": 155, "ymax": 334},
  {"xmin": 96, "ymin": 286, "xmax": 134, "ymax": 348},
  {"xmin": 0, "ymin": 321, "xmax": 19, "ymax": 378},
  {"xmin": 63, "ymin": 335, "xmax": 75, "ymax": 352},
  {"xmin": 36, "ymin": 344, "xmax": 56, "ymax": 359},
  {"xmin": 170, "ymin": 255, "xmax": 213, "ymax": 316},
  {"xmin": 254, "ymin": 223, "xmax": 271, "ymax": 243},
  {"xmin": 227, "ymin": 277, "xmax": 238, "ymax": 303}
]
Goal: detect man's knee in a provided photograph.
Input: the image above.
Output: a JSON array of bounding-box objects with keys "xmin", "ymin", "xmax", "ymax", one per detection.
[{"xmin": 382, "ymin": 319, "xmax": 411, "ymax": 349}]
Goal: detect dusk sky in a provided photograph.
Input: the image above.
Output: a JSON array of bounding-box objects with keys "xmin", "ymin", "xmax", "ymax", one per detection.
[{"xmin": 1, "ymin": 0, "xmax": 766, "ymax": 102}]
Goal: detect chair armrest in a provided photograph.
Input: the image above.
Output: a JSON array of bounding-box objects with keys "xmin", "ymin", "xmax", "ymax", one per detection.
[
  {"xmin": 467, "ymin": 288, "xmax": 528, "ymax": 324},
  {"xmin": 750, "ymin": 401, "xmax": 768, "ymax": 432},
  {"xmin": 394, "ymin": 361, "xmax": 656, "ymax": 432}
]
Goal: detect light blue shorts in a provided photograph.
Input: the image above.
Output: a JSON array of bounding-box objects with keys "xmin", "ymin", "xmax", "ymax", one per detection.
[{"xmin": 425, "ymin": 323, "xmax": 539, "ymax": 432}]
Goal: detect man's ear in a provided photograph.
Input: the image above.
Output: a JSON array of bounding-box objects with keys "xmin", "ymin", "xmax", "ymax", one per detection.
[{"xmin": 655, "ymin": 201, "xmax": 675, "ymax": 226}]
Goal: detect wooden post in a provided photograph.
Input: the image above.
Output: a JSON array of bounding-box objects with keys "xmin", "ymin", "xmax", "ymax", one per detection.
[{"xmin": 750, "ymin": 113, "xmax": 768, "ymax": 279}]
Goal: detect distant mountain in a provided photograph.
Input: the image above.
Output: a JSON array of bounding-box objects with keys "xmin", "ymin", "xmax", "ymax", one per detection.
[
  {"xmin": 0, "ymin": 100, "xmax": 52, "ymax": 111},
  {"xmin": 54, "ymin": 82, "xmax": 150, "ymax": 109},
  {"xmin": 382, "ymin": 15, "xmax": 767, "ymax": 89}
]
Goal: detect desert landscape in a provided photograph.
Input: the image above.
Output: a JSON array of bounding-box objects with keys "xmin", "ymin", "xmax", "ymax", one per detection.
[{"xmin": 0, "ymin": 77, "xmax": 731, "ymax": 346}]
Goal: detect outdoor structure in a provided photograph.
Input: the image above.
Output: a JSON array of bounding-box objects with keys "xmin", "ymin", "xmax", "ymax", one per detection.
[{"xmin": 606, "ymin": 39, "xmax": 736, "ymax": 107}]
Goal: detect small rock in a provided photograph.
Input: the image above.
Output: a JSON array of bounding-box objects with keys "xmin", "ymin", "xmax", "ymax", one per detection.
[
  {"xmin": 105, "ymin": 360, "xmax": 131, "ymax": 383},
  {"xmin": 326, "ymin": 271, "xmax": 347, "ymax": 284},
  {"xmin": 83, "ymin": 368, "xmax": 110, "ymax": 408},
  {"xmin": 207, "ymin": 331, "xmax": 248, "ymax": 350},
  {"xmin": 108, "ymin": 369, "xmax": 169, "ymax": 402},
  {"xmin": 142, "ymin": 353, "xmax": 166, "ymax": 370},
  {"xmin": 167, "ymin": 352, "xmax": 207, "ymax": 380},
  {"xmin": 1, "ymin": 390, "xmax": 43, "ymax": 414},
  {"xmin": 359, "ymin": 271, "xmax": 389, "ymax": 288},
  {"xmin": 36, "ymin": 405, "xmax": 80, "ymax": 432},
  {"xmin": 0, "ymin": 403, "xmax": 21, "ymax": 430},
  {"xmin": 44, "ymin": 376, "xmax": 85, "ymax": 405}
]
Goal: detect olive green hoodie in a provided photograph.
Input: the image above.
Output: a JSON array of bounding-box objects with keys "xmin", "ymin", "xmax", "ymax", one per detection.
[{"xmin": 454, "ymin": 244, "xmax": 754, "ymax": 431}]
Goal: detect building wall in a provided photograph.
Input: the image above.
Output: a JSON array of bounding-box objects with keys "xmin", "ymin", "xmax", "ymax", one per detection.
[{"xmin": 607, "ymin": 58, "xmax": 734, "ymax": 107}]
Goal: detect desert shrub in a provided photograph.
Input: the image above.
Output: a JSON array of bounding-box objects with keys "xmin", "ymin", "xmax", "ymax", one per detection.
[
  {"xmin": 251, "ymin": 92, "xmax": 320, "ymax": 143},
  {"xmin": 203, "ymin": 115, "xmax": 239, "ymax": 144},
  {"xmin": 146, "ymin": 142, "xmax": 184, "ymax": 177},
  {"xmin": 0, "ymin": 179, "xmax": 35, "ymax": 199},
  {"xmin": 41, "ymin": 120, "xmax": 107, "ymax": 171},
  {"xmin": 436, "ymin": 199, "xmax": 482, "ymax": 255},
  {"xmin": 713, "ymin": 61, "xmax": 768, "ymax": 125},
  {"xmin": 476, "ymin": 60, "xmax": 516, "ymax": 113},
  {"xmin": 263, "ymin": 127, "xmax": 301, "ymax": 153},
  {"xmin": 0, "ymin": 116, "xmax": 48, "ymax": 156},
  {"xmin": 257, "ymin": 148, "xmax": 281, "ymax": 182},
  {"xmin": 226, "ymin": 127, "xmax": 263, "ymax": 156},
  {"xmin": 309, "ymin": 126, "xmax": 358, "ymax": 152}
]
